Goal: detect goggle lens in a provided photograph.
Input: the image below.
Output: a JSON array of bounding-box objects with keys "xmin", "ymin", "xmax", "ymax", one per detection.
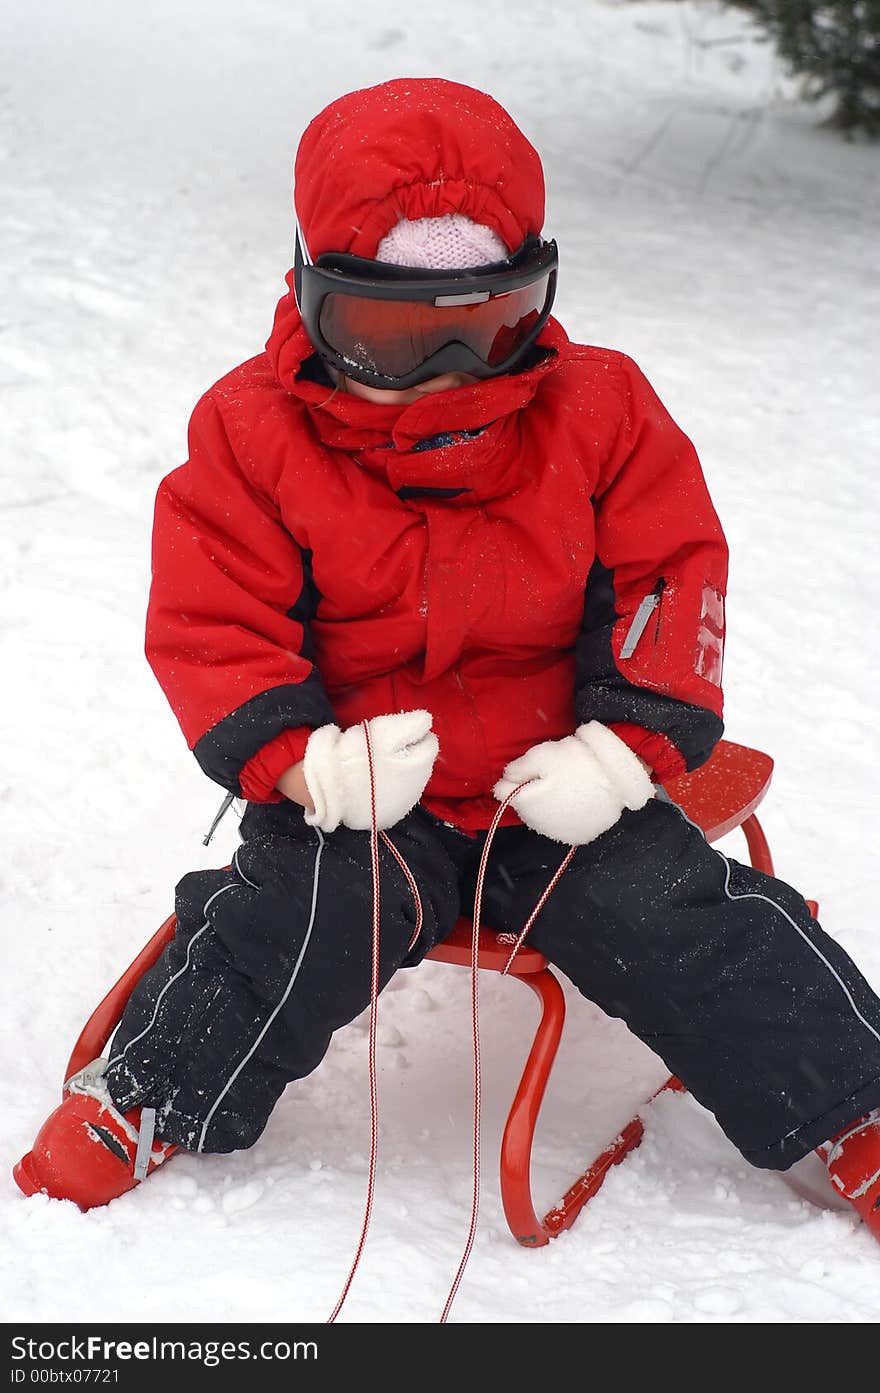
[{"xmin": 317, "ymin": 279, "xmax": 550, "ymax": 379}]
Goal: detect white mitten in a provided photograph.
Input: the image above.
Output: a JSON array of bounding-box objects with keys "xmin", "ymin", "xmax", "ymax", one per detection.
[
  {"xmin": 493, "ymin": 720, "xmax": 654, "ymax": 845},
  {"xmin": 303, "ymin": 710, "xmax": 440, "ymax": 833}
]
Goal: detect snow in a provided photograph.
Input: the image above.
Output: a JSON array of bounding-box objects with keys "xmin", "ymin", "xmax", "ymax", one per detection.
[{"xmin": 3, "ymin": 0, "xmax": 879, "ymax": 1327}]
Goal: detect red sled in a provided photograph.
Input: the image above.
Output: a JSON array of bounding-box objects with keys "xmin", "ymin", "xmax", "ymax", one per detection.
[{"xmin": 65, "ymin": 737, "xmax": 817, "ymax": 1246}]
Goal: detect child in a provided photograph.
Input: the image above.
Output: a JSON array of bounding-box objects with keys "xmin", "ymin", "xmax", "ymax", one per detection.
[{"xmin": 15, "ymin": 77, "xmax": 880, "ymax": 1239}]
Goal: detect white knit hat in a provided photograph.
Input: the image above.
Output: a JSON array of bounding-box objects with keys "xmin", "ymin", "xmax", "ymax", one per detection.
[{"xmin": 376, "ymin": 213, "xmax": 509, "ymax": 269}]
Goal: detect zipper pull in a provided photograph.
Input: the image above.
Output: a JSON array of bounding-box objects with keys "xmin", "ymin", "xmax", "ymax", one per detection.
[
  {"xmin": 620, "ymin": 578, "xmax": 665, "ymax": 659},
  {"xmin": 203, "ymin": 791, "xmax": 236, "ymax": 846}
]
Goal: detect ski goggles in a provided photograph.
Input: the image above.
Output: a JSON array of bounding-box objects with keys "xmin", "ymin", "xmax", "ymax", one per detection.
[{"xmin": 294, "ymin": 233, "xmax": 558, "ymax": 390}]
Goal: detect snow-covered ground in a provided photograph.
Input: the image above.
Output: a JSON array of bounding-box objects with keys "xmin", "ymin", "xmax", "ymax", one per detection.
[{"xmin": 3, "ymin": 0, "xmax": 879, "ymax": 1326}]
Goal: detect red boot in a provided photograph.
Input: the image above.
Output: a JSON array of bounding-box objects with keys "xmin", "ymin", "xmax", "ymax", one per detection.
[
  {"xmin": 13, "ymin": 1059, "xmax": 177, "ymax": 1211},
  {"xmin": 820, "ymin": 1111, "xmax": 880, "ymax": 1242}
]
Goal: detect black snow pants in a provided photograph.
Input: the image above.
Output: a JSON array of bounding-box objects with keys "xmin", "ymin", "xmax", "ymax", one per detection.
[{"xmin": 105, "ymin": 794, "xmax": 880, "ymax": 1170}]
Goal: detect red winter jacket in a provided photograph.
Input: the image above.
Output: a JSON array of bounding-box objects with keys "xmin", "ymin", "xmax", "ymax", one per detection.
[{"xmin": 146, "ymin": 79, "xmax": 727, "ymax": 831}]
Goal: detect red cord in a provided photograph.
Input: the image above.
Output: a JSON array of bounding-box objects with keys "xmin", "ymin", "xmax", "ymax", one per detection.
[
  {"xmin": 325, "ymin": 721, "xmax": 383, "ymax": 1324},
  {"xmin": 327, "ymin": 724, "xmax": 574, "ymax": 1324},
  {"xmin": 438, "ymin": 783, "xmax": 531, "ymax": 1323},
  {"xmin": 501, "ymin": 846, "xmax": 576, "ymax": 976},
  {"xmin": 381, "ymin": 832, "xmax": 423, "ymax": 954}
]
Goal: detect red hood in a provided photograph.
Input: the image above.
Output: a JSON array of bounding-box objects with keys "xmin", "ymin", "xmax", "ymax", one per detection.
[{"xmin": 292, "ymin": 76, "xmax": 545, "ymax": 260}]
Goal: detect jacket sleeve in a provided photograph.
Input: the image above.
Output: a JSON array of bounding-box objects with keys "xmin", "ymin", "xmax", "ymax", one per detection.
[
  {"xmin": 575, "ymin": 358, "xmax": 728, "ymax": 782},
  {"xmin": 145, "ymin": 391, "xmax": 336, "ymax": 798}
]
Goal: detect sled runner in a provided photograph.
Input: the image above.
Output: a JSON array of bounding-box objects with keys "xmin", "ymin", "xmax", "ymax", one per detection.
[{"xmin": 64, "ymin": 738, "xmax": 814, "ymax": 1246}]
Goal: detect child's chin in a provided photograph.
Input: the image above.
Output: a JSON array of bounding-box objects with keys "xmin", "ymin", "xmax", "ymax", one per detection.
[{"xmin": 343, "ymin": 372, "xmax": 476, "ymax": 404}]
